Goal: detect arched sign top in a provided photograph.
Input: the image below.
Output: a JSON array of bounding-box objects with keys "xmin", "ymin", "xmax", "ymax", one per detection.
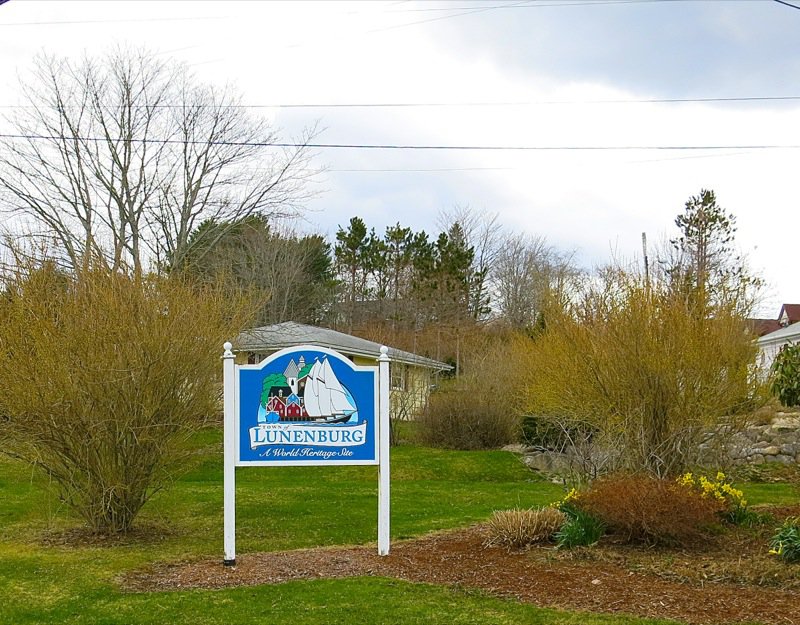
[
  {"xmin": 242, "ymin": 344, "xmax": 373, "ymax": 372},
  {"xmin": 236, "ymin": 345, "xmax": 379, "ymax": 466}
]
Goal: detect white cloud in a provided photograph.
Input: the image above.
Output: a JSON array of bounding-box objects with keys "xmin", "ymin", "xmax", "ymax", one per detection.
[{"xmin": 1, "ymin": 0, "xmax": 798, "ymax": 314}]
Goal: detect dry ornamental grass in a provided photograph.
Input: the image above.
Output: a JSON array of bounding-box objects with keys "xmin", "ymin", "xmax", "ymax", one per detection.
[{"xmin": 484, "ymin": 507, "xmax": 566, "ymax": 550}]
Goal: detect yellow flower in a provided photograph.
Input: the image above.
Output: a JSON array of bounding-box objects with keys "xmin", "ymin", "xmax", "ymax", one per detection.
[
  {"xmin": 716, "ymin": 471, "xmax": 726, "ymax": 482},
  {"xmin": 552, "ymin": 487, "xmax": 580, "ymax": 510},
  {"xmin": 677, "ymin": 473, "xmax": 694, "ymax": 487}
]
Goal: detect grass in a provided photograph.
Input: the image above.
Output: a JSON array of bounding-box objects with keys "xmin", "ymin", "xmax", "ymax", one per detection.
[{"xmin": 0, "ymin": 427, "xmax": 796, "ymax": 625}]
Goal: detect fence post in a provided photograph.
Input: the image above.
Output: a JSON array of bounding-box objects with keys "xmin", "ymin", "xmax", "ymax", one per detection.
[
  {"xmin": 222, "ymin": 341, "xmax": 237, "ymax": 565},
  {"xmin": 378, "ymin": 345, "xmax": 391, "ymax": 555}
]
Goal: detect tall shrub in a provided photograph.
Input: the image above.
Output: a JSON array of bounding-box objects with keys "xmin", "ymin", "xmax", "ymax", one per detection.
[
  {"xmin": 416, "ymin": 334, "xmax": 528, "ymax": 450},
  {"xmin": 522, "ymin": 269, "xmax": 763, "ymax": 478},
  {"xmin": 0, "ymin": 264, "xmax": 250, "ymax": 533}
]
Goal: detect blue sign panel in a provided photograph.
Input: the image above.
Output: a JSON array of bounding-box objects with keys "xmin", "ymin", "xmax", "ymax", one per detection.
[{"xmin": 236, "ymin": 346, "xmax": 378, "ymax": 465}]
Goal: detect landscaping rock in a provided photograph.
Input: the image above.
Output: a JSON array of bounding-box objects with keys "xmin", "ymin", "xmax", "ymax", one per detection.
[
  {"xmin": 772, "ymin": 416, "xmax": 800, "ymax": 432},
  {"xmin": 523, "ymin": 451, "xmax": 572, "ymax": 473},
  {"xmin": 518, "ymin": 415, "xmax": 800, "ymax": 474}
]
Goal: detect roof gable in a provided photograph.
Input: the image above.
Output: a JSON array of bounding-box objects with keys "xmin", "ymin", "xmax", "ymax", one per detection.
[{"xmin": 779, "ymin": 304, "xmax": 800, "ymax": 326}]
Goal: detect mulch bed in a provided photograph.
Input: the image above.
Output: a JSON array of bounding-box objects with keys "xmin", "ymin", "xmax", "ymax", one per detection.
[{"xmin": 122, "ymin": 520, "xmax": 800, "ymax": 625}]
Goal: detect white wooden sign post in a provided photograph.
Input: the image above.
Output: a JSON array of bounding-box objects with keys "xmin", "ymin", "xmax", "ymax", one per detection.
[{"xmin": 222, "ymin": 341, "xmax": 391, "ymax": 565}]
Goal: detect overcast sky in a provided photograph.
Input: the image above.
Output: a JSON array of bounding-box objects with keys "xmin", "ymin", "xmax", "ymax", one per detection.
[{"xmin": 1, "ymin": 0, "xmax": 798, "ymax": 315}]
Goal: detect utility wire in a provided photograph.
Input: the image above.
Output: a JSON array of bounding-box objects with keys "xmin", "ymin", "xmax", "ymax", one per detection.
[
  {"xmin": 330, "ymin": 167, "xmax": 514, "ymax": 171},
  {"xmin": 382, "ymin": 0, "xmax": 753, "ymax": 11},
  {"xmin": 364, "ymin": 0, "xmax": 536, "ymax": 34},
  {"xmin": 1, "ymin": 132, "xmax": 798, "ymax": 152},
  {"xmin": 0, "ymin": 0, "xmax": 759, "ymax": 28},
  {"xmin": 774, "ymin": 0, "xmax": 800, "ymax": 10},
  {"xmin": 2, "ymin": 95, "xmax": 800, "ymax": 109},
  {"xmin": 0, "ymin": 15, "xmax": 227, "ymax": 27}
]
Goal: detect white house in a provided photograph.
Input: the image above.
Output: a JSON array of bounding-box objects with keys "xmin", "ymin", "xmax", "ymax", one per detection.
[
  {"xmin": 758, "ymin": 322, "xmax": 800, "ymax": 371},
  {"xmin": 234, "ymin": 321, "xmax": 453, "ymax": 419}
]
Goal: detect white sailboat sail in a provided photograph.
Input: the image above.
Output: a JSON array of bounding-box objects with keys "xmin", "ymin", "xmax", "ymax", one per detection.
[
  {"xmin": 303, "ymin": 360, "xmax": 323, "ymax": 417},
  {"xmin": 303, "ymin": 357, "xmax": 356, "ymax": 418},
  {"xmin": 321, "ymin": 358, "xmax": 356, "ymax": 415}
]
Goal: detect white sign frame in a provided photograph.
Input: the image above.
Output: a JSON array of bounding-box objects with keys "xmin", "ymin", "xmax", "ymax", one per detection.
[{"xmin": 222, "ymin": 341, "xmax": 391, "ymax": 565}]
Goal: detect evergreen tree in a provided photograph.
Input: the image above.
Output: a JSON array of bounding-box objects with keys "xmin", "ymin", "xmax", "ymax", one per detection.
[
  {"xmin": 666, "ymin": 189, "xmax": 759, "ymax": 314},
  {"xmin": 334, "ymin": 217, "xmax": 370, "ymax": 331},
  {"xmin": 384, "ymin": 223, "xmax": 414, "ymax": 326}
]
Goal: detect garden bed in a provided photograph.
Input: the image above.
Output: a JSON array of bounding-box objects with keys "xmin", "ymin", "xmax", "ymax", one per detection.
[{"xmin": 124, "ymin": 505, "xmax": 800, "ymax": 625}]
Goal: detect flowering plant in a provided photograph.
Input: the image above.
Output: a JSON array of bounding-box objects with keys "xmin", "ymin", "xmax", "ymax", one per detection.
[
  {"xmin": 676, "ymin": 471, "xmax": 751, "ymax": 525},
  {"xmin": 769, "ymin": 517, "xmax": 800, "ymax": 563},
  {"xmin": 551, "ymin": 487, "xmax": 581, "ymax": 517}
]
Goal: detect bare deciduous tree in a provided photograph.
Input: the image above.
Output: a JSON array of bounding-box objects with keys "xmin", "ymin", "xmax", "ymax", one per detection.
[
  {"xmin": 182, "ymin": 215, "xmax": 334, "ymax": 326},
  {"xmin": 0, "ymin": 48, "xmax": 316, "ymax": 276},
  {"xmin": 492, "ymin": 232, "xmax": 578, "ymax": 329},
  {"xmin": 437, "ymin": 205, "xmax": 502, "ymax": 319}
]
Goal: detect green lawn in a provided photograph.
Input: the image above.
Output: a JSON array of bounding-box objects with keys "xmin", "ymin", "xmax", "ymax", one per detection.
[{"xmin": 0, "ymin": 428, "xmax": 796, "ymax": 625}]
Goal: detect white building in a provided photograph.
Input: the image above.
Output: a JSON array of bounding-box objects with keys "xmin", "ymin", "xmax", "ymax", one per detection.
[{"xmin": 758, "ymin": 322, "xmax": 800, "ymax": 371}]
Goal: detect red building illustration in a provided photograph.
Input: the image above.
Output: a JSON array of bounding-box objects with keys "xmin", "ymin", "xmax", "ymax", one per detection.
[
  {"xmin": 284, "ymin": 393, "xmax": 308, "ymax": 421},
  {"xmin": 266, "ymin": 395, "xmax": 286, "ymax": 418}
]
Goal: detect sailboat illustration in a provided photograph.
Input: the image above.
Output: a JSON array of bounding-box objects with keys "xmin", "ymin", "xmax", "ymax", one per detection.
[
  {"xmin": 303, "ymin": 357, "xmax": 357, "ymax": 423},
  {"xmin": 249, "ymin": 353, "xmax": 368, "ymax": 451}
]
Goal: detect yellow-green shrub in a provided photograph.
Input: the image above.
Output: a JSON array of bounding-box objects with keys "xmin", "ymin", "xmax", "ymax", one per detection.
[
  {"xmin": 0, "ymin": 264, "xmax": 250, "ymax": 534},
  {"xmin": 520, "ymin": 270, "xmax": 763, "ymax": 478}
]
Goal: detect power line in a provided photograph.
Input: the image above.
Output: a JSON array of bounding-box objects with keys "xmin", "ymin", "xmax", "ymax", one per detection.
[
  {"xmin": 774, "ymin": 0, "xmax": 800, "ymax": 10},
  {"xmin": 2, "ymin": 95, "xmax": 800, "ymax": 110},
  {"xmin": 0, "ymin": 0, "xmax": 758, "ymax": 28},
  {"xmin": 330, "ymin": 167, "xmax": 515, "ymax": 172},
  {"xmin": 364, "ymin": 0, "xmax": 537, "ymax": 34},
  {"xmin": 1, "ymin": 132, "xmax": 799, "ymax": 152},
  {"xmin": 0, "ymin": 15, "xmax": 227, "ymax": 27},
  {"xmin": 356, "ymin": 0, "xmax": 762, "ymax": 34},
  {"xmin": 382, "ymin": 0, "xmax": 754, "ymax": 11}
]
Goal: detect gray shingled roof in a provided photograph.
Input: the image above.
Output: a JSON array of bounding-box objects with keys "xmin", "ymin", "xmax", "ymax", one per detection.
[
  {"xmin": 757, "ymin": 321, "xmax": 800, "ymax": 346},
  {"xmin": 235, "ymin": 321, "xmax": 453, "ymax": 371}
]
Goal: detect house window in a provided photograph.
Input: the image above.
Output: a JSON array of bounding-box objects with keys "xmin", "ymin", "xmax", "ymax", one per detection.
[{"xmin": 391, "ymin": 364, "xmax": 408, "ymax": 391}]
